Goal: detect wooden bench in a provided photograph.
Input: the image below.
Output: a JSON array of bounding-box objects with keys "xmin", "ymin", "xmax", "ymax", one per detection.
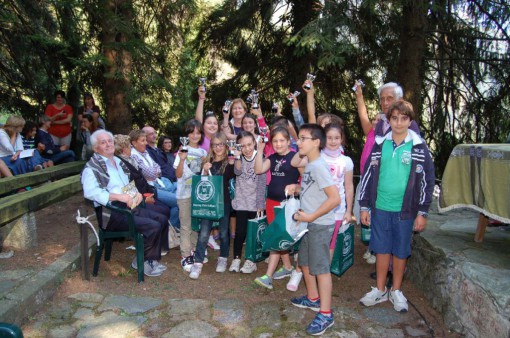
[
  {"xmin": 0, "ymin": 162, "xmax": 85, "ymax": 250},
  {"xmin": 0, "ymin": 161, "xmax": 85, "ymax": 196},
  {"xmin": 0, "ymin": 175, "xmax": 83, "ymax": 227}
]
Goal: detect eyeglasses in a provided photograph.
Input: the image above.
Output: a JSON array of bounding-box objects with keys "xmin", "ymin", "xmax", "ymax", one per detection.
[
  {"xmin": 212, "ymin": 143, "xmax": 225, "ymax": 148},
  {"xmin": 297, "ymin": 137, "xmax": 315, "ymax": 142}
]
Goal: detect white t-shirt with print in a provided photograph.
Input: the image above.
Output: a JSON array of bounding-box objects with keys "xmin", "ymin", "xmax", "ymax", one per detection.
[
  {"xmin": 321, "ymin": 152, "xmax": 354, "ymax": 220},
  {"xmin": 173, "ymin": 146, "xmax": 207, "ymax": 199}
]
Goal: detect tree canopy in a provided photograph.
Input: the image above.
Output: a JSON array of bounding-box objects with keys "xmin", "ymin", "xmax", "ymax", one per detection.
[{"xmin": 0, "ymin": 0, "xmax": 508, "ymax": 177}]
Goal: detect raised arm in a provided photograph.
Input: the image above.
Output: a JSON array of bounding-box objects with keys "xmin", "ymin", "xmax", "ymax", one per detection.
[
  {"xmin": 355, "ymin": 80, "xmax": 372, "ymax": 136},
  {"xmin": 303, "ymin": 80, "xmax": 316, "ymax": 124},
  {"xmin": 254, "ymin": 139, "xmax": 270, "ymax": 174},
  {"xmin": 195, "ymin": 86, "xmax": 206, "ymax": 123}
]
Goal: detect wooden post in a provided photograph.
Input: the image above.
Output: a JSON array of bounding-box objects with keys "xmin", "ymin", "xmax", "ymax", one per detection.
[
  {"xmin": 80, "ymin": 222, "xmax": 90, "ymax": 280},
  {"xmin": 474, "ymin": 213, "xmax": 489, "ymax": 243}
]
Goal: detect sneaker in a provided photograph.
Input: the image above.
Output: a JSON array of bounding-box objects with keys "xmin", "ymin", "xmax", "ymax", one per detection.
[
  {"xmin": 286, "ymin": 270, "xmax": 303, "ymax": 291},
  {"xmin": 240, "ymin": 260, "xmax": 257, "ymax": 273},
  {"xmin": 363, "ymin": 249, "xmax": 372, "ymax": 260},
  {"xmin": 291, "ymin": 295, "xmax": 320, "ymax": 312},
  {"xmin": 389, "ymin": 289, "xmax": 408, "ymax": 312},
  {"xmin": 181, "ymin": 255, "xmax": 194, "ymax": 272},
  {"xmin": 366, "ymin": 254, "xmax": 376, "ymax": 264},
  {"xmin": 360, "ymin": 287, "xmax": 388, "ymax": 307},
  {"xmin": 144, "ymin": 260, "xmax": 163, "ymax": 277},
  {"xmin": 229, "ymin": 258, "xmax": 241, "ymax": 272},
  {"xmin": 132, "ymin": 257, "xmax": 167, "ymax": 272},
  {"xmin": 189, "ymin": 263, "xmax": 203, "ymax": 279},
  {"xmin": 216, "ymin": 257, "xmax": 228, "ymax": 273},
  {"xmin": 273, "ymin": 266, "xmax": 294, "ymax": 280},
  {"xmin": 208, "ymin": 235, "xmax": 220, "ymax": 250},
  {"xmin": 306, "ymin": 313, "xmax": 334, "ymax": 335},
  {"xmin": 153, "ymin": 261, "xmax": 167, "ymax": 272},
  {"xmin": 254, "ymin": 275, "xmax": 273, "ymax": 290}
]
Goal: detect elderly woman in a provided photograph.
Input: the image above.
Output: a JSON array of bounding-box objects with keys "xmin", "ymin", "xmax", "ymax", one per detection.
[
  {"xmin": 128, "ymin": 130, "xmax": 180, "ymax": 230},
  {"xmin": 114, "ymin": 134, "xmax": 170, "ymax": 254},
  {"xmin": 0, "ymin": 115, "xmax": 46, "ymax": 175},
  {"xmin": 44, "ymin": 90, "xmax": 74, "ymax": 147}
]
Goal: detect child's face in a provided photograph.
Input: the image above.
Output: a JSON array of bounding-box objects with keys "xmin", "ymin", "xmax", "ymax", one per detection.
[
  {"xmin": 239, "ymin": 136, "xmax": 255, "ymax": 158},
  {"xmin": 28, "ymin": 127, "xmax": 37, "ymax": 138},
  {"xmin": 188, "ymin": 127, "xmax": 202, "ymax": 146},
  {"xmin": 271, "ymin": 132, "xmax": 290, "ymax": 155},
  {"xmin": 325, "ymin": 128, "xmax": 342, "ymax": 151},
  {"xmin": 389, "ymin": 110, "xmax": 411, "ymax": 136},
  {"xmin": 211, "ymin": 138, "xmax": 226, "ymax": 157},
  {"xmin": 242, "ymin": 118, "xmax": 256, "ymax": 133},
  {"xmin": 203, "ymin": 117, "xmax": 218, "ymax": 136},
  {"xmin": 297, "ymin": 130, "xmax": 317, "ymax": 156}
]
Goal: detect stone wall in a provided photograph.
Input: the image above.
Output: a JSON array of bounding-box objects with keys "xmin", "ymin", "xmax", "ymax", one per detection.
[
  {"xmin": 407, "ymin": 234, "xmax": 510, "ymax": 338},
  {"xmin": 0, "ymin": 212, "xmax": 37, "ymax": 250}
]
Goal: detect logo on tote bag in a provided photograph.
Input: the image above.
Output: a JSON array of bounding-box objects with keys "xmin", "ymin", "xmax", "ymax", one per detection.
[
  {"xmin": 343, "ymin": 231, "xmax": 352, "ymax": 255},
  {"xmin": 196, "ymin": 180, "xmax": 215, "ymax": 202}
]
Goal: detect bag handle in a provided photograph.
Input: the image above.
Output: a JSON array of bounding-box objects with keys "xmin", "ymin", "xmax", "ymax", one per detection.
[{"xmin": 201, "ymin": 169, "xmax": 212, "ymax": 176}]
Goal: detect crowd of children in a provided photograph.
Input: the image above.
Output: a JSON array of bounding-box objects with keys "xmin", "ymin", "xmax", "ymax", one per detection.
[
  {"xmin": 165, "ymin": 78, "xmax": 435, "ymax": 335},
  {"xmin": 77, "ymin": 77, "xmax": 435, "ymax": 336}
]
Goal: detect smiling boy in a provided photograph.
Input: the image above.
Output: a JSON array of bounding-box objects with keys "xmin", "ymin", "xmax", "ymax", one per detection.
[{"xmin": 358, "ymin": 100, "xmax": 435, "ymax": 312}]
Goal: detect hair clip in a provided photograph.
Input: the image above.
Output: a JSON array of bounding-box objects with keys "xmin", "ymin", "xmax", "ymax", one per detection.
[{"xmin": 205, "ymin": 111, "xmax": 215, "ymax": 116}]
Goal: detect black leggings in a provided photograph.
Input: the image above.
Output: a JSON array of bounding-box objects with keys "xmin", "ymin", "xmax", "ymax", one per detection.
[{"xmin": 233, "ymin": 210, "xmax": 257, "ymax": 258}]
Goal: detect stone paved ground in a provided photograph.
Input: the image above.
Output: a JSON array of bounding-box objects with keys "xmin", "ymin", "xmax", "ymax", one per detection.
[
  {"xmin": 22, "ymin": 292, "xmax": 437, "ymax": 338},
  {"xmin": 0, "ymin": 194, "xmax": 467, "ymax": 337}
]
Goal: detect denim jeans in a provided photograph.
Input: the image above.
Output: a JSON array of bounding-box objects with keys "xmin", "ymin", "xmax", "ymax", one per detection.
[
  {"xmin": 154, "ymin": 178, "xmax": 180, "ymax": 228},
  {"xmin": 194, "ymin": 203, "xmax": 231, "ymax": 263},
  {"xmin": 47, "ymin": 150, "xmax": 75, "ymax": 164}
]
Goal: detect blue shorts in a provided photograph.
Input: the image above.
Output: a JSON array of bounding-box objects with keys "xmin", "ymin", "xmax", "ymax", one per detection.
[{"xmin": 369, "ymin": 209, "xmax": 414, "ymax": 259}]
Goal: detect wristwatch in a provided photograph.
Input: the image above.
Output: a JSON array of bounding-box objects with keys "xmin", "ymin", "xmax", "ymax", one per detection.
[{"xmin": 418, "ymin": 211, "xmax": 428, "ymax": 218}]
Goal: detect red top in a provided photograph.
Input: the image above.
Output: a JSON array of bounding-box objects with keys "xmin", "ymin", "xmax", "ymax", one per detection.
[{"xmin": 45, "ymin": 104, "xmax": 73, "ymax": 138}]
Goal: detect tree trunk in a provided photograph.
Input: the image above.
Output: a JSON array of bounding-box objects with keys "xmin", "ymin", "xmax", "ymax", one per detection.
[
  {"xmin": 101, "ymin": 0, "xmax": 133, "ymax": 134},
  {"xmin": 396, "ymin": 0, "xmax": 428, "ymax": 119}
]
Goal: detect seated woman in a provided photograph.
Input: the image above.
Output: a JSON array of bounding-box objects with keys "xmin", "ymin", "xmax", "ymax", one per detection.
[
  {"xmin": 0, "ymin": 158, "xmax": 13, "ymax": 178},
  {"xmin": 0, "ymin": 115, "xmax": 43, "ymax": 175},
  {"xmin": 157, "ymin": 135, "xmax": 175, "ymax": 167},
  {"xmin": 114, "ymin": 134, "xmax": 170, "ymax": 254},
  {"xmin": 129, "ymin": 130, "xmax": 180, "ymax": 229}
]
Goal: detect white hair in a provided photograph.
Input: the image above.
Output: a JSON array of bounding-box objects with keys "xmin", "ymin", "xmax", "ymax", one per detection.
[
  {"xmin": 90, "ymin": 129, "xmax": 114, "ymax": 148},
  {"xmin": 377, "ymin": 82, "xmax": 403, "ymax": 100}
]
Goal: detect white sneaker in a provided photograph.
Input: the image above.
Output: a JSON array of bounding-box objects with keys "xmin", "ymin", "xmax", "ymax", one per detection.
[
  {"xmin": 189, "ymin": 263, "xmax": 203, "ymax": 279},
  {"xmin": 181, "ymin": 255, "xmax": 194, "ymax": 272},
  {"xmin": 229, "ymin": 258, "xmax": 241, "ymax": 272},
  {"xmin": 363, "ymin": 249, "xmax": 372, "ymax": 260},
  {"xmin": 360, "ymin": 287, "xmax": 388, "ymax": 307},
  {"xmin": 216, "ymin": 257, "xmax": 228, "ymax": 273},
  {"xmin": 286, "ymin": 270, "xmax": 303, "ymax": 292},
  {"xmin": 389, "ymin": 289, "xmax": 408, "ymax": 312},
  {"xmin": 240, "ymin": 260, "xmax": 257, "ymax": 273},
  {"xmin": 366, "ymin": 254, "xmax": 376, "ymax": 264},
  {"xmin": 208, "ymin": 235, "xmax": 220, "ymax": 250}
]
